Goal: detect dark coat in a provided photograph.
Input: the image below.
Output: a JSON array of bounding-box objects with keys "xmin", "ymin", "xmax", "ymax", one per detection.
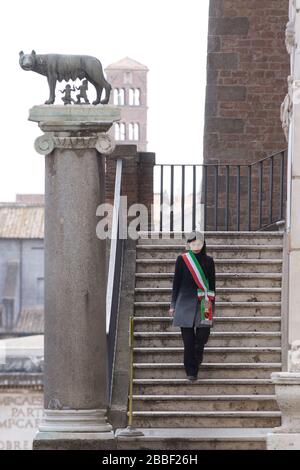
[{"xmin": 170, "ymin": 240, "xmax": 216, "ymax": 328}]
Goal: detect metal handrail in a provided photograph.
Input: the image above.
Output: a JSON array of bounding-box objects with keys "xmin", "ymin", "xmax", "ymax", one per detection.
[
  {"xmin": 106, "ymin": 159, "xmax": 122, "ymax": 334},
  {"xmin": 106, "ymin": 159, "xmax": 123, "ymax": 407},
  {"xmin": 117, "ymin": 315, "xmax": 144, "ymax": 436},
  {"xmin": 154, "ymin": 148, "xmax": 287, "ymax": 168}
]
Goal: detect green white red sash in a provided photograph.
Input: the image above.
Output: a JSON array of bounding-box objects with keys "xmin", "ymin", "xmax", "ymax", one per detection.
[{"xmin": 181, "ymin": 250, "xmax": 215, "ymax": 326}]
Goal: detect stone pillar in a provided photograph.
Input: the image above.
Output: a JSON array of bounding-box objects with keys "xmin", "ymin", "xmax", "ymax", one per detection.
[
  {"xmin": 267, "ymin": 0, "xmax": 300, "ymax": 450},
  {"xmin": 29, "ymin": 105, "xmax": 120, "ymax": 450}
]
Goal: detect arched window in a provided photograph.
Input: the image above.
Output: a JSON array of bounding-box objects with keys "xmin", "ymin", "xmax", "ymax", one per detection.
[
  {"xmin": 128, "ymin": 123, "xmax": 134, "ymax": 140},
  {"xmin": 129, "ymin": 88, "xmax": 134, "ymax": 106},
  {"xmin": 114, "ymin": 123, "xmax": 120, "ymax": 140},
  {"xmin": 128, "ymin": 123, "xmax": 139, "ymax": 141},
  {"xmin": 124, "ymin": 72, "xmax": 132, "ymax": 84},
  {"xmin": 115, "ymin": 122, "xmax": 126, "ymax": 140},
  {"xmin": 113, "ymin": 89, "xmax": 119, "ymax": 105},
  {"xmin": 119, "ymin": 89, "xmax": 125, "ymax": 105},
  {"xmin": 120, "ymin": 123, "xmax": 126, "ymax": 140},
  {"xmin": 113, "ymin": 88, "xmax": 125, "ymax": 105},
  {"xmin": 129, "ymin": 88, "xmax": 141, "ymax": 106},
  {"xmin": 134, "ymin": 123, "xmax": 139, "ymax": 140},
  {"xmin": 134, "ymin": 89, "xmax": 140, "ymax": 105}
]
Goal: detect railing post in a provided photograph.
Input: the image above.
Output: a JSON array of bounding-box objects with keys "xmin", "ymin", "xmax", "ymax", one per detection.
[
  {"xmin": 259, "ymin": 161, "xmax": 263, "ymax": 229},
  {"xmin": 225, "ymin": 165, "xmax": 229, "ymax": 231},
  {"xmin": 269, "ymin": 156, "xmax": 274, "ymax": 225},
  {"xmin": 170, "ymin": 165, "xmax": 174, "ymax": 232},
  {"xmin": 248, "ymin": 165, "xmax": 252, "ymax": 231},
  {"xmin": 160, "ymin": 165, "xmax": 163, "ymax": 232},
  {"xmin": 181, "ymin": 165, "xmax": 185, "ymax": 232},
  {"xmin": 214, "ymin": 165, "xmax": 219, "ymax": 231},
  {"xmin": 204, "ymin": 165, "xmax": 208, "ymax": 232}
]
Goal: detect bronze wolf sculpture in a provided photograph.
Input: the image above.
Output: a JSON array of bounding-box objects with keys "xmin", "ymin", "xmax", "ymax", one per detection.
[{"xmin": 19, "ymin": 50, "xmax": 112, "ymax": 105}]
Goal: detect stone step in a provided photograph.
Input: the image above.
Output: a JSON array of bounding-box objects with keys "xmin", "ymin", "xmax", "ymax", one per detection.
[
  {"xmin": 136, "ymin": 258, "xmax": 282, "ymax": 273},
  {"xmin": 133, "ymin": 362, "xmax": 282, "ymax": 379},
  {"xmin": 134, "ymin": 331, "xmax": 281, "ymax": 347},
  {"xmin": 133, "ymin": 346, "xmax": 281, "ymax": 363},
  {"xmin": 127, "ymin": 231, "xmax": 284, "ymax": 436},
  {"xmin": 134, "ymin": 287, "xmax": 281, "ymax": 302},
  {"xmin": 136, "ymin": 244, "xmax": 283, "ymax": 260},
  {"xmin": 132, "ymin": 378, "xmax": 276, "ymax": 396},
  {"xmin": 134, "ymin": 301, "xmax": 282, "ymax": 317},
  {"xmin": 132, "ymin": 394, "xmax": 279, "ymax": 412},
  {"xmin": 135, "ymin": 272, "xmax": 282, "ymax": 288},
  {"xmin": 133, "ymin": 316, "xmax": 281, "ymax": 333},
  {"xmin": 115, "ymin": 427, "xmax": 271, "ymax": 450},
  {"xmin": 129, "ymin": 410, "xmax": 281, "ymax": 428},
  {"xmin": 137, "ymin": 231, "xmax": 284, "ymax": 246}
]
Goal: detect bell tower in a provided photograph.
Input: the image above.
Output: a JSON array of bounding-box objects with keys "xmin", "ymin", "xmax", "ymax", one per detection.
[{"xmin": 105, "ymin": 57, "xmax": 148, "ymax": 151}]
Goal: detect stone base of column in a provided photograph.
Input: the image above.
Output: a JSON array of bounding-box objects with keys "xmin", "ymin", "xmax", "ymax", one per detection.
[
  {"xmin": 267, "ymin": 433, "xmax": 300, "ymax": 450},
  {"xmin": 33, "ymin": 432, "xmax": 116, "ymax": 450},
  {"xmin": 39, "ymin": 409, "xmax": 113, "ymax": 432},
  {"xmin": 267, "ymin": 346, "xmax": 300, "ymax": 450},
  {"xmin": 33, "ymin": 409, "xmax": 115, "ymax": 450}
]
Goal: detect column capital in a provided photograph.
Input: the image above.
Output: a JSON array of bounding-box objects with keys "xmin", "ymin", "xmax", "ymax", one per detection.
[{"xmin": 34, "ymin": 133, "xmax": 115, "ymax": 155}]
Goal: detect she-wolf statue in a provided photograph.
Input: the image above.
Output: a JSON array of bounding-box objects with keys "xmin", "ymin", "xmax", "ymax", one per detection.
[{"xmin": 19, "ymin": 50, "xmax": 112, "ymax": 105}]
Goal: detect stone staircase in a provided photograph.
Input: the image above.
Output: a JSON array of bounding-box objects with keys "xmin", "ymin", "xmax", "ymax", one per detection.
[{"xmin": 117, "ymin": 231, "xmax": 283, "ymax": 450}]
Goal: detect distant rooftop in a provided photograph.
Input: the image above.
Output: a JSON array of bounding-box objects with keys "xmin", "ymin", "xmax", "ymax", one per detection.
[
  {"xmin": 16, "ymin": 194, "xmax": 44, "ymax": 205},
  {"xmin": 0, "ymin": 307, "xmax": 44, "ymax": 336},
  {"xmin": 14, "ymin": 307, "xmax": 44, "ymax": 335},
  {"xmin": 105, "ymin": 56, "xmax": 148, "ymax": 71},
  {"xmin": 0, "ymin": 203, "xmax": 44, "ymax": 239}
]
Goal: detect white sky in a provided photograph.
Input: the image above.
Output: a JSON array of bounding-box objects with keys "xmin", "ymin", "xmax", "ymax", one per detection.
[{"xmin": 0, "ymin": 0, "xmax": 209, "ymax": 201}]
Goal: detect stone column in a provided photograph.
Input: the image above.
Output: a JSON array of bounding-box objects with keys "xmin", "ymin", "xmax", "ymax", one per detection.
[
  {"xmin": 29, "ymin": 105, "xmax": 120, "ymax": 450},
  {"xmin": 267, "ymin": 0, "xmax": 300, "ymax": 450}
]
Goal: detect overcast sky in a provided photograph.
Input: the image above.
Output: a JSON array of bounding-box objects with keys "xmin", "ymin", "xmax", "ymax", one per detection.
[{"xmin": 0, "ymin": 0, "xmax": 209, "ymax": 201}]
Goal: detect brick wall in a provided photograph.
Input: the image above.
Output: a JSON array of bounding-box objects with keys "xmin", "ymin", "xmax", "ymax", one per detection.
[
  {"xmin": 105, "ymin": 145, "xmax": 155, "ymax": 231},
  {"xmin": 203, "ymin": 0, "xmax": 289, "ymax": 230}
]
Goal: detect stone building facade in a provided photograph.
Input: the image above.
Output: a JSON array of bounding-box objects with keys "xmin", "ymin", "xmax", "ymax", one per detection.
[{"xmin": 0, "ymin": 203, "xmax": 44, "ymax": 333}]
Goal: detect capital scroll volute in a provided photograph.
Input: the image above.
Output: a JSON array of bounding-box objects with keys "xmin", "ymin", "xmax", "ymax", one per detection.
[
  {"xmin": 34, "ymin": 134, "xmax": 55, "ymax": 155},
  {"xmin": 95, "ymin": 134, "xmax": 115, "ymax": 155}
]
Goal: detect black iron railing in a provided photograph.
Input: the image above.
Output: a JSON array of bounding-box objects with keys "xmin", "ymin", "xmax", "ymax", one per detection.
[{"xmin": 154, "ymin": 149, "xmax": 287, "ymax": 232}]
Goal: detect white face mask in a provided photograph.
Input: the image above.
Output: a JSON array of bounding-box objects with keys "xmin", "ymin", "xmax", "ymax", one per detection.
[{"xmin": 189, "ymin": 239, "xmax": 203, "ymax": 252}]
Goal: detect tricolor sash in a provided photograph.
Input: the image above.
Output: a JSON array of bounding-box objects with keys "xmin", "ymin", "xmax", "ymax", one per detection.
[{"xmin": 181, "ymin": 250, "xmax": 215, "ymax": 326}]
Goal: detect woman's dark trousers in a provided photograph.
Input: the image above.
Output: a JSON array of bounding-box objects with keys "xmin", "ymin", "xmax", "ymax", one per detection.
[{"xmin": 180, "ymin": 326, "xmax": 210, "ymax": 376}]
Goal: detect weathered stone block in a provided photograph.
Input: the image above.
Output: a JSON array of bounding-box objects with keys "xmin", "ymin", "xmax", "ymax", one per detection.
[
  {"xmin": 207, "ymin": 85, "xmax": 247, "ymax": 102},
  {"xmin": 209, "ymin": 0, "xmax": 224, "ymax": 18},
  {"xmin": 207, "ymin": 36, "xmax": 221, "ymax": 53},
  {"xmin": 208, "ymin": 52, "xmax": 239, "ymax": 70},
  {"xmin": 206, "ymin": 117, "xmax": 245, "ymax": 133},
  {"xmin": 209, "ymin": 17, "xmax": 250, "ymax": 36}
]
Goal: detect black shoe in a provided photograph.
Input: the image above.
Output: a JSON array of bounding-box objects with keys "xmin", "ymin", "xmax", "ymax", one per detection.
[{"xmin": 187, "ymin": 375, "xmax": 198, "ymax": 381}]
